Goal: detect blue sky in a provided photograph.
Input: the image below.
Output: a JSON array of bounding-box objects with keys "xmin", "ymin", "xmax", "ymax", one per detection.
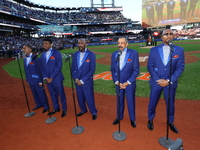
[{"xmin": 30, "ymin": 0, "xmax": 142, "ymax": 23}]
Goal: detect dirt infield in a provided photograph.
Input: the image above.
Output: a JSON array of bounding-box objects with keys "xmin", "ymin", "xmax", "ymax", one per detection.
[{"xmin": 0, "ymin": 51, "xmax": 200, "ymax": 149}]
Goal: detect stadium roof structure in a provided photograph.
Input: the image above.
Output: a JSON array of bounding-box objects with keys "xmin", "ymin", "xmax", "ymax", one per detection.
[{"xmin": 12, "ymin": 0, "xmax": 81, "ymax": 11}]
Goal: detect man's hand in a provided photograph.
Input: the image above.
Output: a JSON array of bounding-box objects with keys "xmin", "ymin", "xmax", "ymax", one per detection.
[
  {"xmin": 120, "ymin": 82, "xmax": 129, "ymax": 89},
  {"xmin": 45, "ymin": 78, "xmax": 53, "ymax": 84},
  {"xmin": 75, "ymin": 79, "xmax": 82, "ymax": 86},
  {"xmin": 157, "ymin": 79, "xmax": 169, "ymax": 87}
]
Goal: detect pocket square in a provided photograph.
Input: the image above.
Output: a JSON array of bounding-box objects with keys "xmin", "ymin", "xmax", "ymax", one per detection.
[
  {"xmin": 127, "ymin": 59, "xmax": 132, "ymax": 62},
  {"xmin": 173, "ymin": 55, "xmax": 178, "ymax": 58},
  {"xmin": 30, "ymin": 62, "xmax": 34, "ymax": 65},
  {"xmin": 85, "ymin": 59, "xmax": 90, "ymax": 62},
  {"xmin": 50, "ymin": 56, "xmax": 55, "ymax": 59}
]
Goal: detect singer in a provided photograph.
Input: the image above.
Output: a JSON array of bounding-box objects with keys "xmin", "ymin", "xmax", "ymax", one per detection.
[
  {"xmin": 71, "ymin": 39, "xmax": 98, "ymax": 120},
  {"xmin": 111, "ymin": 37, "xmax": 140, "ymax": 128},
  {"xmin": 22, "ymin": 44, "xmax": 48, "ymax": 113},
  {"xmin": 40, "ymin": 39, "xmax": 67, "ymax": 118},
  {"xmin": 147, "ymin": 29, "xmax": 185, "ymax": 133}
]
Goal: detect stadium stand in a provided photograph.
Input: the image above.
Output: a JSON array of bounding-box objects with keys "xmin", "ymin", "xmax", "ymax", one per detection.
[
  {"xmin": 0, "ymin": 0, "xmax": 200, "ymax": 58},
  {"xmin": 0, "ymin": 0, "xmax": 144, "ymax": 56}
]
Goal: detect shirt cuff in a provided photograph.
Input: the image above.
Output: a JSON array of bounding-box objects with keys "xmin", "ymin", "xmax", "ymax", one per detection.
[
  {"xmin": 80, "ymin": 80, "xmax": 84, "ymax": 84},
  {"xmin": 167, "ymin": 79, "xmax": 173, "ymax": 84},
  {"xmin": 115, "ymin": 81, "xmax": 119, "ymax": 85},
  {"xmin": 127, "ymin": 80, "xmax": 131, "ymax": 85}
]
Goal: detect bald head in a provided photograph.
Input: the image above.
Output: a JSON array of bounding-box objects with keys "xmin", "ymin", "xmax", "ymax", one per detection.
[{"xmin": 78, "ymin": 39, "xmax": 86, "ymax": 52}]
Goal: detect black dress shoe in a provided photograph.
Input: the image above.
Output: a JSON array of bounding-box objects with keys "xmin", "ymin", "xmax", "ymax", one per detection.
[
  {"xmin": 130, "ymin": 120, "xmax": 136, "ymax": 128},
  {"xmin": 47, "ymin": 109, "xmax": 60, "ymax": 116},
  {"xmin": 113, "ymin": 119, "xmax": 120, "ymax": 125},
  {"xmin": 92, "ymin": 114, "xmax": 97, "ymax": 120},
  {"xmin": 147, "ymin": 120, "xmax": 154, "ymax": 130},
  {"xmin": 169, "ymin": 123, "xmax": 179, "ymax": 133},
  {"xmin": 42, "ymin": 109, "xmax": 48, "ymax": 113},
  {"xmin": 61, "ymin": 111, "xmax": 67, "ymax": 118},
  {"xmin": 76, "ymin": 111, "xmax": 87, "ymax": 117},
  {"xmin": 32, "ymin": 106, "xmax": 41, "ymax": 110}
]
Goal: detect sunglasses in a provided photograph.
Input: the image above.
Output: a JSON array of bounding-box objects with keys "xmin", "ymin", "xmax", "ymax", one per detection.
[{"xmin": 163, "ymin": 33, "xmax": 173, "ymax": 36}]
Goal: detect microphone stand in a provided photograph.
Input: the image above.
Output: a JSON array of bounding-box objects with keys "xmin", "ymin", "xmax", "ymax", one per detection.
[
  {"xmin": 34, "ymin": 55, "xmax": 56, "ymax": 124},
  {"xmin": 65, "ymin": 54, "xmax": 84, "ymax": 134},
  {"xmin": 15, "ymin": 55, "xmax": 36, "ymax": 117},
  {"xmin": 112, "ymin": 52, "xmax": 126, "ymax": 141},
  {"xmin": 159, "ymin": 44, "xmax": 183, "ymax": 149}
]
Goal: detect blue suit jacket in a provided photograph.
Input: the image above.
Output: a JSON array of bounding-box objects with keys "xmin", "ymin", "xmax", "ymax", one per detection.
[
  {"xmin": 147, "ymin": 43, "xmax": 185, "ymax": 88},
  {"xmin": 167, "ymin": 0, "xmax": 175, "ymax": 10},
  {"xmin": 155, "ymin": 2, "xmax": 164, "ymax": 12},
  {"xmin": 111, "ymin": 48, "xmax": 140, "ymax": 87},
  {"xmin": 146, "ymin": 5, "xmax": 155, "ymax": 17},
  {"xmin": 180, "ymin": 0, "xmax": 189, "ymax": 7},
  {"xmin": 71, "ymin": 49, "xmax": 96, "ymax": 87},
  {"xmin": 40, "ymin": 49, "xmax": 64, "ymax": 83},
  {"xmin": 24, "ymin": 54, "xmax": 41, "ymax": 85}
]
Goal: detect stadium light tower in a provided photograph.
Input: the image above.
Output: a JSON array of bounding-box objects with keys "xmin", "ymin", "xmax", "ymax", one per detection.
[
  {"xmin": 101, "ymin": 0, "xmax": 104, "ymax": 7},
  {"xmin": 91, "ymin": 0, "xmax": 94, "ymax": 7},
  {"xmin": 112, "ymin": 0, "xmax": 115, "ymax": 7},
  {"xmin": 91, "ymin": 0, "xmax": 115, "ymax": 7}
]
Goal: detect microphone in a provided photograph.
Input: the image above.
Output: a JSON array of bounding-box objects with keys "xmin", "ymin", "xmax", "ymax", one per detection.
[
  {"xmin": 167, "ymin": 40, "xmax": 174, "ymax": 52},
  {"xmin": 118, "ymin": 50, "xmax": 122, "ymax": 56},
  {"xmin": 116, "ymin": 50, "xmax": 122, "ymax": 61},
  {"xmin": 64, "ymin": 53, "xmax": 73, "ymax": 62}
]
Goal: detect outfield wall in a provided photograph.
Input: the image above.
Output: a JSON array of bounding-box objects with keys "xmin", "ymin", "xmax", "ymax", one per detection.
[{"xmin": 63, "ymin": 38, "xmax": 196, "ymax": 48}]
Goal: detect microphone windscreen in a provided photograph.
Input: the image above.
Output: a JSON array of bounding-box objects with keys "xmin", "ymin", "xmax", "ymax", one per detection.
[
  {"xmin": 168, "ymin": 40, "xmax": 173, "ymax": 46},
  {"xmin": 118, "ymin": 50, "xmax": 122, "ymax": 55}
]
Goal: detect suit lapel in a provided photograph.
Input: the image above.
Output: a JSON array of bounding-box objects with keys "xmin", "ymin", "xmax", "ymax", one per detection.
[
  {"xmin": 121, "ymin": 49, "xmax": 130, "ymax": 70},
  {"xmin": 77, "ymin": 52, "xmax": 80, "ymax": 68},
  {"xmin": 78, "ymin": 49, "xmax": 89, "ymax": 68},
  {"xmin": 81, "ymin": 50, "xmax": 89, "ymax": 68},
  {"xmin": 166, "ymin": 46, "xmax": 176, "ymax": 66},
  {"xmin": 158, "ymin": 46, "xmax": 165, "ymax": 65},
  {"xmin": 46, "ymin": 49, "xmax": 54, "ymax": 63},
  {"xmin": 25, "ymin": 58, "xmax": 29, "ymax": 68}
]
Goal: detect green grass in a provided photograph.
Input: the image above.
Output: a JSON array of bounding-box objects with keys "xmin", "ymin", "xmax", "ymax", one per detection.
[
  {"xmin": 3, "ymin": 41, "xmax": 200, "ymax": 100},
  {"xmin": 89, "ymin": 40, "xmax": 200, "ymax": 54}
]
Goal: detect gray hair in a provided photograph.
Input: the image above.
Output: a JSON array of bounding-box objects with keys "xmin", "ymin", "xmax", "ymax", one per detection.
[{"xmin": 118, "ymin": 37, "xmax": 128, "ymax": 43}]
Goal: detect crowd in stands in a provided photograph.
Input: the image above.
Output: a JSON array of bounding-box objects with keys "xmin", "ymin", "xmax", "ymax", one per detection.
[
  {"xmin": 0, "ymin": 34, "xmax": 144, "ymax": 58},
  {"xmin": 0, "ymin": 18, "xmax": 40, "ymax": 30},
  {"xmin": 0, "ymin": 0, "xmax": 131, "ymax": 24},
  {"xmin": 1, "ymin": 0, "xmax": 200, "ymax": 59},
  {"xmin": 72, "ymin": 25, "xmax": 142, "ymax": 34},
  {"xmin": 173, "ymin": 28, "xmax": 200, "ymax": 37},
  {"xmin": 1, "ymin": 27, "xmax": 200, "ymax": 58}
]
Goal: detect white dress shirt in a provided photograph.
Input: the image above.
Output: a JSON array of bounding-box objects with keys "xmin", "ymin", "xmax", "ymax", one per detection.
[
  {"xmin": 26, "ymin": 53, "xmax": 32, "ymax": 66},
  {"xmin": 163, "ymin": 45, "xmax": 170, "ymax": 65},
  {"xmin": 79, "ymin": 49, "xmax": 87, "ymax": 68},
  {"xmin": 119, "ymin": 48, "xmax": 127, "ymax": 70},
  {"xmin": 46, "ymin": 48, "xmax": 52, "ymax": 61}
]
